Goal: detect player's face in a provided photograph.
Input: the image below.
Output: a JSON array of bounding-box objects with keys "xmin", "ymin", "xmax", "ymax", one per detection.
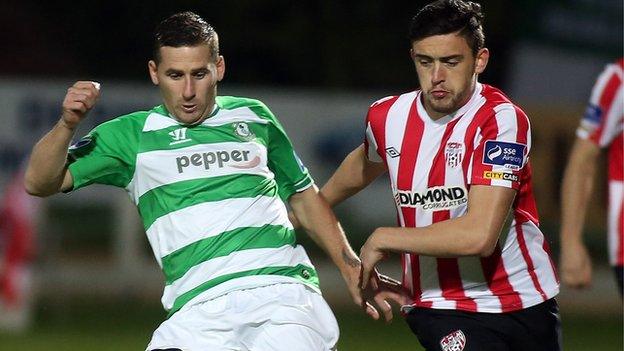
[
  {"xmin": 411, "ymin": 32, "xmax": 489, "ymax": 120},
  {"xmin": 148, "ymin": 44, "xmax": 225, "ymax": 125}
]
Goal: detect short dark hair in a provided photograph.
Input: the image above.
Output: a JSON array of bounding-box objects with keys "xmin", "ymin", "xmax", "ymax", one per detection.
[
  {"xmin": 153, "ymin": 11, "xmax": 219, "ymax": 63},
  {"xmin": 409, "ymin": 0, "xmax": 485, "ymax": 55}
]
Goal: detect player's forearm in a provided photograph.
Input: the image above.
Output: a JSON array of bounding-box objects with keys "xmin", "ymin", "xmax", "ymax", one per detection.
[
  {"xmin": 365, "ymin": 185, "xmax": 514, "ymax": 258},
  {"xmin": 369, "ymin": 215, "xmax": 499, "ymax": 258},
  {"xmin": 321, "ymin": 144, "xmax": 385, "ymax": 207},
  {"xmin": 303, "ymin": 208, "xmax": 360, "ymax": 271},
  {"xmin": 305, "ymin": 214, "xmax": 360, "ymax": 274},
  {"xmin": 24, "ymin": 119, "xmax": 75, "ymax": 196},
  {"xmin": 291, "ymin": 187, "xmax": 360, "ymax": 272},
  {"xmin": 559, "ymin": 140, "xmax": 598, "ymax": 244}
]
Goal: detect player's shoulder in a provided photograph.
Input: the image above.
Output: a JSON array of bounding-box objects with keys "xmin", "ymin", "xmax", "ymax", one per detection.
[
  {"xmin": 367, "ymin": 90, "xmax": 417, "ymax": 120},
  {"xmin": 369, "ymin": 94, "xmax": 399, "ymax": 109},
  {"xmin": 217, "ymin": 96, "xmax": 270, "ymax": 111},
  {"xmin": 478, "ymin": 84, "xmax": 529, "ymax": 122},
  {"xmin": 216, "ymin": 95, "xmax": 277, "ymax": 123},
  {"xmin": 369, "ymin": 90, "xmax": 417, "ymax": 109},
  {"xmin": 94, "ymin": 109, "xmax": 151, "ymax": 135},
  {"xmin": 598, "ymin": 59, "xmax": 623, "ymax": 84},
  {"xmin": 606, "ymin": 58, "xmax": 623, "ymax": 73},
  {"xmin": 479, "ymin": 84, "xmax": 514, "ymax": 106}
]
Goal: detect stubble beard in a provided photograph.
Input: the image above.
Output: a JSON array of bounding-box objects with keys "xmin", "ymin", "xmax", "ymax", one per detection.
[{"xmin": 425, "ymin": 91, "xmax": 462, "ymax": 116}]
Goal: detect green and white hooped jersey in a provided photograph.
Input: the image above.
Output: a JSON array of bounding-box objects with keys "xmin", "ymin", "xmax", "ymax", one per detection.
[{"xmin": 67, "ymin": 96, "xmax": 320, "ymax": 317}]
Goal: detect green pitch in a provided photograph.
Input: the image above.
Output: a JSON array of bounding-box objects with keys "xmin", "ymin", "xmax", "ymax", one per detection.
[{"xmin": 1, "ymin": 300, "xmax": 621, "ymax": 350}]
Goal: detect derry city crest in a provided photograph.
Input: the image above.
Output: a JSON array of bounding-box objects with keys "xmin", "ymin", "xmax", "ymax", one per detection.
[{"xmin": 445, "ymin": 142, "xmax": 464, "ymax": 168}]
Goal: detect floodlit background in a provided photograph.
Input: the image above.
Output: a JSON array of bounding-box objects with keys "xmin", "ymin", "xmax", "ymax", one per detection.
[{"xmin": 0, "ymin": 0, "xmax": 622, "ymax": 350}]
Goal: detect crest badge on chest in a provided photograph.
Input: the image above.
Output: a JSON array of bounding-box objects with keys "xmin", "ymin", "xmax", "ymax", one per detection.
[
  {"xmin": 444, "ymin": 141, "xmax": 464, "ymax": 168},
  {"xmin": 233, "ymin": 122, "xmax": 255, "ymax": 140}
]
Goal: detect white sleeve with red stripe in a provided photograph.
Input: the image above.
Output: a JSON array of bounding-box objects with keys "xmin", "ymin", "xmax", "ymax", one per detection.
[
  {"xmin": 577, "ymin": 61, "xmax": 624, "ymax": 148},
  {"xmin": 470, "ymin": 103, "xmax": 530, "ymax": 191},
  {"xmin": 364, "ymin": 122, "xmax": 383, "ymax": 163},
  {"xmin": 364, "ymin": 96, "xmax": 396, "ymax": 164}
]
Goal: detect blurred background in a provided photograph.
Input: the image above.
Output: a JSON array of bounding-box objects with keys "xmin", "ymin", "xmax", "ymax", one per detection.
[{"xmin": 0, "ymin": 0, "xmax": 622, "ymax": 350}]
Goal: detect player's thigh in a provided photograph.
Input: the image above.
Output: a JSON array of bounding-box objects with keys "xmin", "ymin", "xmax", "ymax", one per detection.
[
  {"xmin": 405, "ymin": 308, "xmax": 510, "ymax": 351},
  {"xmin": 248, "ymin": 322, "xmax": 336, "ymax": 351},
  {"xmin": 146, "ymin": 294, "xmax": 236, "ymax": 351},
  {"xmin": 241, "ymin": 284, "xmax": 339, "ymax": 351}
]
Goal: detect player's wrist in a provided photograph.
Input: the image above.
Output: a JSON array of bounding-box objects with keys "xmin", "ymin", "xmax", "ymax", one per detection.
[
  {"xmin": 560, "ymin": 236, "xmax": 584, "ymax": 247},
  {"xmin": 58, "ymin": 117, "xmax": 79, "ymax": 131},
  {"xmin": 369, "ymin": 228, "xmax": 388, "ymax": 252},
  {"xmin": 338, "ymin": 247, "xmax": 361, "ymax": 273}
]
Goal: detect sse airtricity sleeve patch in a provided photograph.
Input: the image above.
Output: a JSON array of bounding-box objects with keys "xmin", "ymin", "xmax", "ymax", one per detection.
[{"xmin": 482, "ymin": 140, "xmax": 526, "ymax": 170}]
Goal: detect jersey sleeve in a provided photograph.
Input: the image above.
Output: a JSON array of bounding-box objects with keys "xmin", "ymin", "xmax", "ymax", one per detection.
[
  {"xmin": 250, "ymin": 102, "xmax": 314, "ymax": 201},
  {"xmin": 364, "ymin": 96, "xmax": 397, "ymax": 164},
  {"xmin": 66, "ymin": 118, "xmax": 138, "ymax": 191},
  {"xmin": 470, "ymin": 104, "xmax": 531, "ymax": 190},
  {"xmin": 364, "ymin": 114, "xmax": 384, "ymax": 163},
  {"xmin": 576, "ymin": 62, "xmax": 623, "ymax": 148}
]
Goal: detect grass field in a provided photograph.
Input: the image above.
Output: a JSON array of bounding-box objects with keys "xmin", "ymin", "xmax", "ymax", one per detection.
[{"xmin": 1, "ymin": 299, "xmax": 621, "ymax": 350}]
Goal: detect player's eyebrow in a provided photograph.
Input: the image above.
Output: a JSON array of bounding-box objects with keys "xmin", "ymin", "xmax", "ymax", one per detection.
[
  {"xmin": 164, "ymin": 68, "xmax": 183, "ymax": 75},
  {"xmin": 414, "ymin": 54, "xmax": 463, "ymax": 61},
  {"xmin": 191, "ymin": 67, "xmax": 209, "ymax": 74},
  {"xmin": 164, "ymin": 68, "xmax": 209, "ymax": 75}
]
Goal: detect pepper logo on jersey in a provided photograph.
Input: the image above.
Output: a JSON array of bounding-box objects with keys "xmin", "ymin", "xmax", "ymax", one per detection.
[
  {"xmin": 175, "ymin": 149, "xmax": 256, "ymax": 173},
  {"xmin": 440, "ymin": 330, "xmax": 466, "ymax": 351},
  {"xmin": 169, "ymin": 127, "xmax": 191, "ymax": 145},
  {"xmin": 483, "ymin": 140, "xmax": 526, "ymax": 170},
  {"xmin": 445, "ymin": 142, "xmax": 464, "ymax": 168},
  {"xmin": 394, "ymin": 186, "xmax": 467, "ymax": 211}
]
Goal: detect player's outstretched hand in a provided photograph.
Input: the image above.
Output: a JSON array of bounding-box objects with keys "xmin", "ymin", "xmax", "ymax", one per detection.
[
  {"xmin": 61, "ymin": 81, "xmax": 101, "ymax": 129},
  {"xmin": 361, "ymin": 270, "xmax": 410, "ymax": 323},
  {"xmin": 338, "ymin": 253, "xmax": 390, "ymax": 321},
  {"xmin": 360, "ymin": 230, "xmax": 387, "ymax": 290},
  {"xmin": 560, "ymin": 240, "xmax": 592, "ymax": 289}
]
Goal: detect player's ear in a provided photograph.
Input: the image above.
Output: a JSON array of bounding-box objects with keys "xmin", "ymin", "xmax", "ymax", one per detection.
[
  {"xmin": 216, "ymin": 55, "xmax": 225, "ymax": 82},
  {"xmin": 475, "ymin": 48, "xmax": 489, "ymax": 75},
  {"xmin": 148, "ymin": 60, "xmax": 159, "ymax": 85}
]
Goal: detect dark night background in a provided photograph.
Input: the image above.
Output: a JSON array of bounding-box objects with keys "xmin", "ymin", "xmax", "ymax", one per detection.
[{"xmin": 6, "ymin": 0, "xmax": 618, "ymax": 91}]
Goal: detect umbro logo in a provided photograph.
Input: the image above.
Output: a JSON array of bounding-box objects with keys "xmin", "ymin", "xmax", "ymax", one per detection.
[
  {"xmin": 385, "ymin": 147, "xmax": 400, "ymax": 158},
  {"xmin": 169, "ymin": 127, "xmax": 191, "ymax": 145}
]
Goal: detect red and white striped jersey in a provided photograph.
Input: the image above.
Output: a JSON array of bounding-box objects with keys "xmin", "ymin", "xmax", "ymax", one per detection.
[
  {"xmin": 364, "ymin": 83, "xmax": 559, "ymax": 313},
  {"xmin": 576, "ymin": 59, "xmax": 624, "ymax": 266}
]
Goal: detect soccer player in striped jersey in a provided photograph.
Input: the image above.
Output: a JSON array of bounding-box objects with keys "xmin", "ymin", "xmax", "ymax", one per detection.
[
  {"xmin": 560, "ymin": 58, "xmax": 623, "ymax": 295},
  {"xmin": 24, "ymin": 11, "xmax": 369, "ymax": 351},
  {"xmin": 316, "ymin": 0, "xmax": 561, "ymax": 349}
]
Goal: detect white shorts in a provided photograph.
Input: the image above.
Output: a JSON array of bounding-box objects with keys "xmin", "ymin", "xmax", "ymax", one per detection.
[{"xmin": 146, "ymin": 283, "xmax": 339, "ymax": 351}]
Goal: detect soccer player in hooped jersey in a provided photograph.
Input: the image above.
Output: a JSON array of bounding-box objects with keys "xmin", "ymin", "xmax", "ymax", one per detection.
[
  {"xmin": 560, "ymin": 59, "xmax": 623, "ymax": 295},
  {"xmin": 24, "ymin": 11, "xmax": 370, "ymax": 351},
  {"xmin": 316, "ymin": 0, "xmax": 561, "ymax": 350}
]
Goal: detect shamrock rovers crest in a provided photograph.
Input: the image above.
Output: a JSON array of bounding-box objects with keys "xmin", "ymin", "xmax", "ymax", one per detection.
[{"xmin": 233, "ymin": 122, "xmax": 254, "ymax": 140}]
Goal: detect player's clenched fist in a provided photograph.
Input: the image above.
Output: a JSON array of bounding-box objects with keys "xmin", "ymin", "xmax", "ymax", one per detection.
[{"xmin": 61, "ymin": 81, "xmax": 101, "ymax": 129}]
